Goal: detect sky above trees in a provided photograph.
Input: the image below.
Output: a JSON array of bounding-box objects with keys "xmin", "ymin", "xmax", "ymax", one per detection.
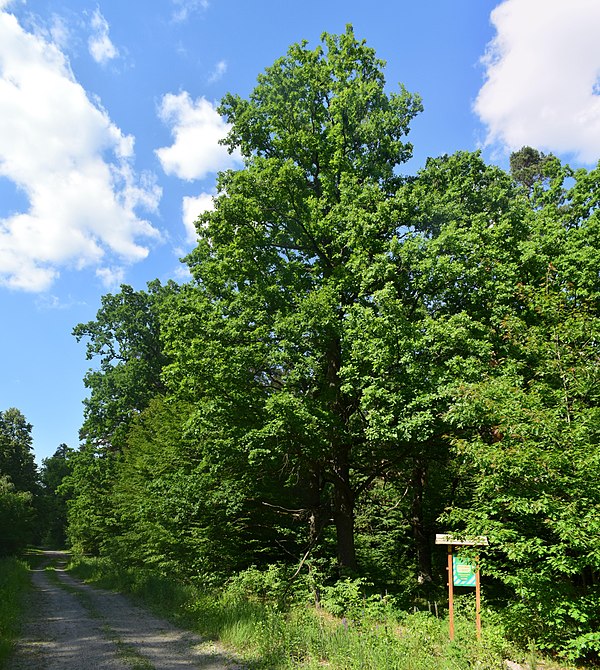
[{"xmin": 1, "ymin": 0, "xmax": 599, "ymax": 461}]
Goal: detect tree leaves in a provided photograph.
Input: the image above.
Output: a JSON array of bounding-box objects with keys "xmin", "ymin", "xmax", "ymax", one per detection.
[{"xmin": 62, "ymin": 30, "xmax": 600, "ymax": 662}]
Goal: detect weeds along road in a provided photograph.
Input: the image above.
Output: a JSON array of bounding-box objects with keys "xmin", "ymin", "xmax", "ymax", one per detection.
[{"xmin": 9, "ymin": 551, "xmax": 245, "ymax": 670}]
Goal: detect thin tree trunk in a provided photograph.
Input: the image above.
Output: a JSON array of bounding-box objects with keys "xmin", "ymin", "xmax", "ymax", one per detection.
[
  {"xmin": 305, "ymin": 465, "xmax": 323, "ymax": 551},
  {"xmin": 304, "ymin": 465, "xmax": 325, "ymax": 605},
  {"xmin": 411, "ymin": 461, "xmax": 432, "ymax": 584}
]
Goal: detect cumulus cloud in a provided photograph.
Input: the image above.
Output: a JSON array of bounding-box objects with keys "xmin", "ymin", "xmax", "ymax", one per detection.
[
  {"xmin": 156, "ymin": 92, "xmax": 242, "ymax": 180},
  {"xmin": 88, "ymin": 7, "xmax": 119, "ymax": 65},
  {"xmin": 0, "ymin": 9, "xmax": 161, "ymax": 291},
  {"xmin": 95, "ymin": 265, "xmax": 125, "ymax": 289},
  {"xmin": 156, "ymin": 92, "xmax": 241, "ymax": 245},
  {"xmin": 475, "ymin": 0, "xmax": 600, "ymax": 163},
  {"xmin": 182, "ymin": 192, "xmax": 214, "ymax": 242}
]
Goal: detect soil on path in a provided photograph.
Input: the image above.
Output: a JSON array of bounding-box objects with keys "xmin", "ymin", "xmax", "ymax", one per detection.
[{"xmin": 8, "ymin": 551, "xmax": 246, "ymax": 670}]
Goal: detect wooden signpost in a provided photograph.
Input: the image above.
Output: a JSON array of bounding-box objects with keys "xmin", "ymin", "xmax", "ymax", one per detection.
[{"xmin": 435, "ymin": 534, "xmax": 488, "ymax": 641}]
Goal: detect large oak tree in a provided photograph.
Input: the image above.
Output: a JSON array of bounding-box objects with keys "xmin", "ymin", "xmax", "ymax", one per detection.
[{"xmin": 164, "ymin": 26, "xmax": 423, "ymax": 572}]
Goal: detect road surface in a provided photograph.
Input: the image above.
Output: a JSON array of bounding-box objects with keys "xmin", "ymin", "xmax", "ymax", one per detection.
[{"xmin": 8, "ymin": 551, "xmax": 245, "ymax": 670}]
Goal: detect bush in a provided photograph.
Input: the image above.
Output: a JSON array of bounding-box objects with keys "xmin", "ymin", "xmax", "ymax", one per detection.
[{"xmin": 320, "ymin": 577, "xmax": 397, "ymax": 622}]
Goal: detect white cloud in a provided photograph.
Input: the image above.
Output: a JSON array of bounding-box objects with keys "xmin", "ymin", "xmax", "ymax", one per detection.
[
  {"xmin": 48, "ymin": 14, "xmax": 70, "ymax": 50},
  {"xmin": 182, "ymin": 192, "xmax": 214, "ymax": 242},
  {"xmin": 156, "ymin": 92, "xmax": 242, "ymax": 180},
  {"xmin": 208, "ymin": 59, "xmax": 227, "ymax": 83},
  {"xmin": 171, "ymin": 0, "xmax": 209, "ymax": 23},
  {"xmin": 13, "ymin": 9, "xmax": 73, "ymax": 54},
  {"xmin": 0, "ymin": 9, "xmax": 161, "ymax": 292},
  {"xmin": 34, "ymin": 293, "xmax": 86, "ymax": 311},
  {"xmin": 95, "ymin": 265, "xmax": 125, "ymax": 289},
  {"xmin": 475, "ymin": 0, "xmax": 600, "ymax": 163},
  {"xmin": 88, "ymin": 7, "xmax": 118, "ymax": 65}
]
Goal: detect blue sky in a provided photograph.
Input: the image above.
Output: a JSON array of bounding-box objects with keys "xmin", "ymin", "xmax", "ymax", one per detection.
[{"xmin": 1, "ymin": 0, "xmax": 599, "ymax": 463}]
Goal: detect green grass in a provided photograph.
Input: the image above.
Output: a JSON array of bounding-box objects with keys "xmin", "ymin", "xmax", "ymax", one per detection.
[
  {"xmin": 68, "ymin": 557, "xmax": 579, "ymax": 670},
  {"xmin": 0, "ymin": 557, "xmax": 30, "ymax": 669}
]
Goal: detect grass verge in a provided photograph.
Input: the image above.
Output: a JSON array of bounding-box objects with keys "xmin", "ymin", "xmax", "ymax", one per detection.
[
  {"xmin": 0, "ymin": 557, "xmax": 30, "ymax": 669},
  {"xmin": 68, "ymin": 557, "xmax": 579, "ymax": 670}
]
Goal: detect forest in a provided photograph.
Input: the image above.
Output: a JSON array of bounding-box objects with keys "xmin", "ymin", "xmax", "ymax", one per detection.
[{"xmin": 1, "ymin": 27, "xmax": 599, "ymax": 665}]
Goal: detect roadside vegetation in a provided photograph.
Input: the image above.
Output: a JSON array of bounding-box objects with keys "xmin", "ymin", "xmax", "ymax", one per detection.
[
  {"xmin": 0, "ymin": 557, "xmax": 30, "ymax": 668},
  {"xmin": 69, "ymin": 556, "xmax": 577, "ymax": 670}
]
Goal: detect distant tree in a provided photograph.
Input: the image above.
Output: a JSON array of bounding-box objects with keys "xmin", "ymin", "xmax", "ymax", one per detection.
[
  {"xmin": 68, "ymin": 280, "xmax": 178, "ymax": 554},
  {"xmin": 0, "ymin": 407, "xmax": 38, "ymax": 493},
  {"xmin": 509, "ymin": 145, "xmax": 554, "ymax": 192},
  {"xmin": 61, "ymin": 445, "xmax": 118, "ymax": 554},
  {"xmin": 42, "ymin": 444, "xmax": 72, "ymax": 491},
  {"xmin": 39, "ymin": 443, "xmax": 73, "ymax": 547},
  {"xmin": 73, "ymin": 281, "xmax": 177, "ymax": 452}
]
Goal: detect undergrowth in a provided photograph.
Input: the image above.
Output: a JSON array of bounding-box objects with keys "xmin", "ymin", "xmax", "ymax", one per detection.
[
  {"xmin": 68, "ymin": 557, "xmax": 580, "ymax": 669},
  {"xmin": 0, "ymin": 557, "xmax": 30, "ymax": 668}
]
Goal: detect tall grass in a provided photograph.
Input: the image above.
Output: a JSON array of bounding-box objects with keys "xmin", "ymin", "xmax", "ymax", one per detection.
[
  {"xmin": 68, "ymin": 557, "xmax": 570, "ymax": 669},
  {"xmin": 0, "ymin": 557, "xmax": 30, "ymax": 668}
]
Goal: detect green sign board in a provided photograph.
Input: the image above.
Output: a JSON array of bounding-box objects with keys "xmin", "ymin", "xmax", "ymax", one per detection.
[{"xmin": 453, "ymin": 556, "xmax": 476, "ymax": 587}]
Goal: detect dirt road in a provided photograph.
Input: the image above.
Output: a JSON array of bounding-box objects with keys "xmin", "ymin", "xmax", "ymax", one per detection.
[{"xmin": 8, "ymin": 551, "xmax": 246, "ymax": 670}]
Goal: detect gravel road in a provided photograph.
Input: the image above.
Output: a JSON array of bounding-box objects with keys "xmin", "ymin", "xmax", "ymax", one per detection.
[{"xmin": 8, "ymin": 551, "xmax": 246, "ymax": 670}]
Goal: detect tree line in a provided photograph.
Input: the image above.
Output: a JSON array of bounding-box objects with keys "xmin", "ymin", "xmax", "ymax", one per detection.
[
  {"xmin": 3, "ymin": 27, "xmax": 598, "ymax": 661},
  {"xmin": 0, "ymin": 408, "xmax": 71, "ymax": 553}
]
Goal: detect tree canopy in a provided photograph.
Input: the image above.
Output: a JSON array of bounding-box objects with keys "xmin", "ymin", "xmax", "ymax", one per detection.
[
  {"xmin": 63, "ymin": 28, "xmax": 600, "ymax": 662},
  {"xmin": 0, "ymin": 408, "xmax": 38, "ymax": 554}
]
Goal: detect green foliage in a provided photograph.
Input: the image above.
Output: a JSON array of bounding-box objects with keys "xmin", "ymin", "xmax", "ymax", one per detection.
[
  {"xmin": 0, "ymin": 557, "xmax": 30, "ymax": 668},
  {"xmin": 62, "ymin": 445, "xmax": 119, "ymax": 554},
  {"xmin": 64, "ymin": 27, "xmax": 600, "ymax": 663},
  {"xmin": 219, "ymin": 25, "xmax": 421, "ymax": 179},
  {"xmin": 164, "ymin": 25, "xmax": 424, "ymax": 575},
  {"xmin": 222, "ymin": 564, "xmax": 310, "ymax": 609},
  {"xmin": 445, "ymin": 268, "xmax": 600, "ymax": 659},
  {"xmin": 69, "ymin": 557, "xmax": 518, "ymax": 670},
  {"xmin": 320, "ymin": 577, "xmax": 397, "ymax": 621},
  {"xmin": 37, "ymin": 443, "xmax": 74, "ymax": 547},
  {"xmin": 72, "ymin": 281, "xmax": 176, "ymax": 451},
  {"xmin": 0, "ymin": 408, "xmax": 38, "ymax": 494},
  {"xmin": 0, "ymin": 476, "xmax": 34, "ymax": 556},
  {"xmin": 510, "ymin": 146, "xmax": 555, "ymax": 191},
  {"xmin": 108, "ymin": 397, "xmax": 254, "ymax": 581}
]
